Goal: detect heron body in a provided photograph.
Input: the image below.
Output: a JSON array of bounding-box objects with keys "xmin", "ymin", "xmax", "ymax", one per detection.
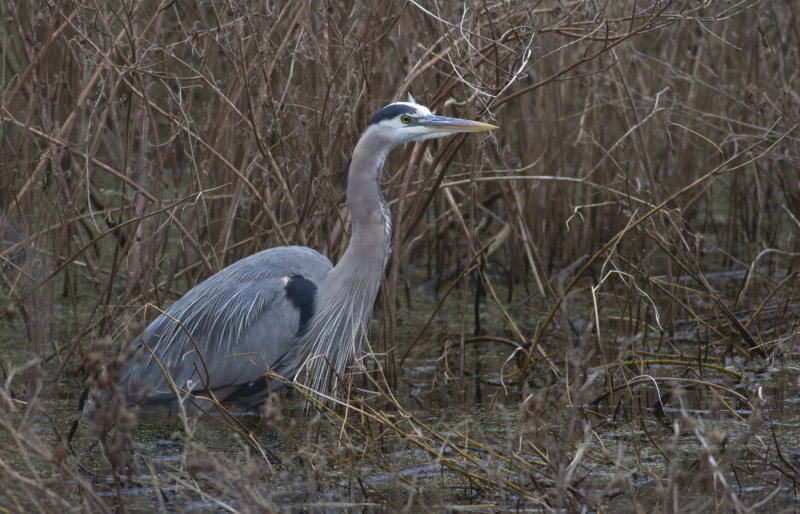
[{"xmin": 112, "ymin": 101, "xmax": 496, "ymax": 411}]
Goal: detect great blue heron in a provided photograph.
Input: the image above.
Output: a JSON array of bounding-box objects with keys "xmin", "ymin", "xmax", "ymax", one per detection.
[{"xmin": 103, "ymin": 101, "xmax": 496, "ymax": 412}]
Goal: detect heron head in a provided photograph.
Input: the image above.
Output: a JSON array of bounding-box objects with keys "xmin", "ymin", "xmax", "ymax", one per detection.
[{"xmin": 366, "ymin": 101, "xmax": 497, "ymax": 146}]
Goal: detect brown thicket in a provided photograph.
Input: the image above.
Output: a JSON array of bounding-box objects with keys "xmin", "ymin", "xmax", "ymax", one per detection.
[{"xmin": 1, "ymin": 1, "xmax": 798, "ymax": 511}]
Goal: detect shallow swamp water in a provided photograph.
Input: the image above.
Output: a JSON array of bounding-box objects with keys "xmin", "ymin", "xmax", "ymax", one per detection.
[
  {"xmin": 1, "ymin": 277, "xmax": 799, "ymax": 512},
  {"xmin": 3, "ymin": 0, "xmax": 800, "ymax": 511}
]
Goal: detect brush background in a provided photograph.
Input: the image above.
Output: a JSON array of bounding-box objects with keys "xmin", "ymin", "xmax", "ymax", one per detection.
[{"xmin": 1, "ymin": 1, "xmax": 798, "ymax": 511}]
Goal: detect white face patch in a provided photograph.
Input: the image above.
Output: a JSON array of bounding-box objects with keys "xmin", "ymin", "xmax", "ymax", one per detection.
[{"xmin": 281, "ymin": 276, "xmax": 290, "ymax": 288}]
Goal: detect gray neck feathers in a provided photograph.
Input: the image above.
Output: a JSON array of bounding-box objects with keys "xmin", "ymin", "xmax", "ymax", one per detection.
[{"xmin": 293, "ymin": 128, "xmax": 392, "ymax": 398}]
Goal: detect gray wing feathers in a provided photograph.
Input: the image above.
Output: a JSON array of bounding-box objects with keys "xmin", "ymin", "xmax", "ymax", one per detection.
[{"xmin": 121, "ymin": 246, "xmax": 332, "ymax": 403}]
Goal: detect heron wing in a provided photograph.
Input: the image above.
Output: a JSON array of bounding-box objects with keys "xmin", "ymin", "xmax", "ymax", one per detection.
[{"xmin": 120, "ymin": 246, "xmax": 332, "ymax": 406}]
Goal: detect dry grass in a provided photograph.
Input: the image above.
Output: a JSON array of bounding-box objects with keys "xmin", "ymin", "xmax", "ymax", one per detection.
[{"xmin": 1, "ymin": 0, "xmax": 799, "ymax": 511}]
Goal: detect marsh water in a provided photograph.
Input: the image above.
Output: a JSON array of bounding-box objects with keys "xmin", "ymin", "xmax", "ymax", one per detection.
[{"xmin": 2, "ymin": 284, "xmax": 799, "ymax": 512}]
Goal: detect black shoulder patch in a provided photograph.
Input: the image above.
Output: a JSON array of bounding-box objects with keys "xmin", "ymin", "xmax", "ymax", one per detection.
[
  {"xmin": 284, "ymin": 275, "xmax": 317, "ymax": 335},
  {"xmin": 368, "ymin": 103, "xmax": 417, "ymax": 126}
]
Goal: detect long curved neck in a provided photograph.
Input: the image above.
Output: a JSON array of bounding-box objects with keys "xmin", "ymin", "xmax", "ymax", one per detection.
[
  {"xmin": 332, "ymin": 128, "xmax": 392, "ymax": 286},
  {"xmin": 292, "ymin": 129, "xmax": 394, "ymax": 396}
]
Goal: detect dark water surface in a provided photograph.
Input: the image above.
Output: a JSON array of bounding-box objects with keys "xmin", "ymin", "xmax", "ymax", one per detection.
[{"xmin": 1, "ymin": 289, "xmax": 799, "ymax": 511}]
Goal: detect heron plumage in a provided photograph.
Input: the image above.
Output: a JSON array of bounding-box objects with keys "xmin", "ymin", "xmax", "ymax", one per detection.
[
  {"xmin": 95, "ymin": 101, "xmax": 496, "ymax": 413},
  {"xmin": 120, "ymin": 246, "xmax": 331, "ymax": 407}
]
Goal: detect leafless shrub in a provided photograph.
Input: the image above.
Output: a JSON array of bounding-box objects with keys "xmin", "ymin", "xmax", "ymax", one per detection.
[{"xmin": 1, "ymin": 0, "xmax": 798, "ymax": 511}]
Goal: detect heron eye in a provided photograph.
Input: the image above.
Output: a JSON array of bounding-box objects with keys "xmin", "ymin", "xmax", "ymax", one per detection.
[{"xmin": 400, "ymin": 115, "xmax": 411, "ymax": 124}]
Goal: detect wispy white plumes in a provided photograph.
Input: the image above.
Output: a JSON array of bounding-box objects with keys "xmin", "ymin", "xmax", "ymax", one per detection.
[{"xmin": 293, "ymin": 201, "xmax": 390, "ymax": 400}]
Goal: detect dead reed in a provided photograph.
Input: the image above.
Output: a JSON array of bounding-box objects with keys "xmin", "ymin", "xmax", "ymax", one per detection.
[{"xmin": 1, "ymin": 0, "xmax": 798, "ymax": 511}]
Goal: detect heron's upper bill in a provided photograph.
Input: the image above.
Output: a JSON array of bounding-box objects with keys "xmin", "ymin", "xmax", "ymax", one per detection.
[{"xmin": 419, "ymin": 115, "xmax": 498, "ymax": 133}]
